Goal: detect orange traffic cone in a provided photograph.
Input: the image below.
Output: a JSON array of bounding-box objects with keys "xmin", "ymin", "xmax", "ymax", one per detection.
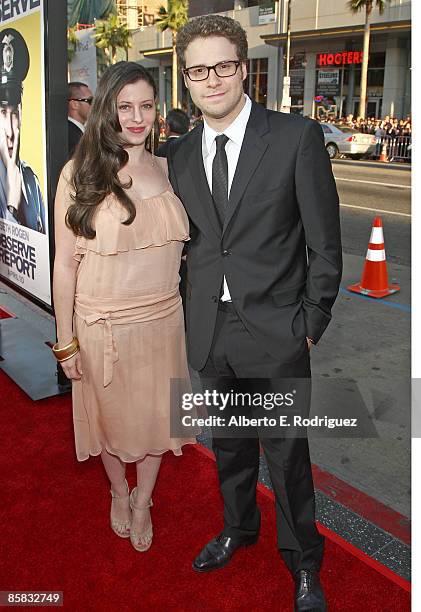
[
  {"xmin": 347, "ymin": 217, "xmax": 399, "ymax": 298},
  {"xmin": 379, "ymin": 142, "xmax": 388, "ymax": 162}
]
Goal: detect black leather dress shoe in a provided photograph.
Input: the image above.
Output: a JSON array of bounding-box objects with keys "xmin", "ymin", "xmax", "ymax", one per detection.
[
  {"xmin": 192, "ymin": 533, "xmax": 258, "ymax": 572},
  {"xmin": 294, "ymin": 570, "xmax": 327, "ymax": 611}
]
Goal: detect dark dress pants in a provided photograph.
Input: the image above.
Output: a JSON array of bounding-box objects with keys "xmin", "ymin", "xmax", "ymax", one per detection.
[{"xmin": 199, "ymin": 302, "xmax": 324, "ymax": 574}]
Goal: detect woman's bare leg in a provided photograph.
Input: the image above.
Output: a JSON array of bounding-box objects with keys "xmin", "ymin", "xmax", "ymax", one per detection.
[
  {"xmin": 131, "ymin": 454, "xmax": 162, "ymax": 533},
  {"xmin": 101, "ymin": 449, "xmax": 131, "ymax": 528}
]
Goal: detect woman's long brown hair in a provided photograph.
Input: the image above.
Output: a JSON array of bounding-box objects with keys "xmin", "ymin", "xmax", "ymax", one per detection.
[{"xmin": 66, "ymin": 62, "xmax": 157, "ymax": 238}]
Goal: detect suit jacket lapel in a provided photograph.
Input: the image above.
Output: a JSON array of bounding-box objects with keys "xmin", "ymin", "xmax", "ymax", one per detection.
[
  {"xmin": 181, "ymin": 124, "xmax": 221, "ymax": 238},
  {"xmin": 223, "ymin": 102, "xmax": 270, "ymax": 236}
]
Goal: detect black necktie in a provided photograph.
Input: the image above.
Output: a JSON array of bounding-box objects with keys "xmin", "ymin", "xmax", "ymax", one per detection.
[{"xmin": 212, "ymin": 134, "xmax": 229, "ymax": 228}]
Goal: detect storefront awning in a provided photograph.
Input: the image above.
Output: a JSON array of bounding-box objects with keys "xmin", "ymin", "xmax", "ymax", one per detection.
[{"xmin": 261, "ymin": 20, "xmax": 411, "ymax": 46}]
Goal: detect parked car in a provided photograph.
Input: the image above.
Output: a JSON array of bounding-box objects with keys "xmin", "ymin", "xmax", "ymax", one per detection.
[{"xmin": 320, "ymin": 123, "xmax": 376, "ymax": 160}]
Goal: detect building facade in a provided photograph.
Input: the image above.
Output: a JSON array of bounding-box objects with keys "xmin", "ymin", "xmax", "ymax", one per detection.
[
  {"xmin": 127, "ymin": 0, "xmax": 411, "ymax": 119},
  {"xmin": 117, "ymin": 1, "xmax": 165, "ymax": 29}
]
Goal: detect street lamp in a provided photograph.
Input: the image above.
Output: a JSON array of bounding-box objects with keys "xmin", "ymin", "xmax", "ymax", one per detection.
[{"xmin": 280, "ymin": 0, "xmax": 292, "ymax": 113}]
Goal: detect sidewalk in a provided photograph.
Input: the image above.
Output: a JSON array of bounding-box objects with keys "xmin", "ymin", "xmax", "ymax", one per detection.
[{"xmin": 309, "ymin": 252, "xmax": 410, "ymax": 517}]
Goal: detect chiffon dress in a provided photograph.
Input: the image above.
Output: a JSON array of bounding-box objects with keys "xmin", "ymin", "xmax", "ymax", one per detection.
[{"xmin": 71, "ymin": 184, "xmax": 196, "ymax": 462}]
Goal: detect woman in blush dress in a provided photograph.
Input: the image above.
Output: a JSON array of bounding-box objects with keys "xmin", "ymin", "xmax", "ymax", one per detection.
[{"xmin": 52, "ymin": 62, "xmax": 196, "ymax": 552}]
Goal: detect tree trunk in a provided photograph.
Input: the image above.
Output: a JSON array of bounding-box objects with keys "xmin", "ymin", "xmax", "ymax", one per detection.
[
  {"xmin": 172, "ymin": 33, "xmax": 178, "ymax": 109},
  {"xmin": 358, "ymin": 4, "xmax": 372, "ymax": 119},
  {"xmin": 112, "ymin": 46, "xmax": 117, "ymax": 65}
]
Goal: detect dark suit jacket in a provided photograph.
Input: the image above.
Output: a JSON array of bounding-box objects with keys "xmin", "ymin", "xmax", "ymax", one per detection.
[
  {"xmin": 167, "ymin": 102, "xmax": 342, "ymax": 371},
  {"xmin": 155, "ymin": 135, "xmax": 181, "ymax": 158},
  {"xmin": 68, "ymin": 120, "xmax": 83, "ymax": 157},
  {"xmin": 154, "ymin": 134, "xmax": 187, "ymax": 326}
]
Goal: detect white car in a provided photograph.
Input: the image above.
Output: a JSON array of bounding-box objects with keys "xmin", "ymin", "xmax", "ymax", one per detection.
[{"xmin": 320, "ymin": 123, "xmax": 377, "ymax": 160}]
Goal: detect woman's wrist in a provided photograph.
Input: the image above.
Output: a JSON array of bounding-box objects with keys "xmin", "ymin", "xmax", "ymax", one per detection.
[
  {"xmin": 57, "ymin": 333, "xmax": 74, "ymax": 348},
  {"xmin": 52, "ymin": 336, "xmax": 79, "ymax": 362}
]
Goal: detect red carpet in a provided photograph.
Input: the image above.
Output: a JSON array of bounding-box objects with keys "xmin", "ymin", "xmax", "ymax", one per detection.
[{"xmin": 0, "ymin": 370, "xmax": 410, "ymax": 611}]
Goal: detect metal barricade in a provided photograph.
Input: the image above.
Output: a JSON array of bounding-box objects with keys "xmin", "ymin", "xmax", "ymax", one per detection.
[{"xmin": 377, "ymin": 135, "xmax": 412, "ymax": 162}]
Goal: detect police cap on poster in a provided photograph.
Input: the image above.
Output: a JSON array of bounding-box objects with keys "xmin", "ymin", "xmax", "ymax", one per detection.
[{"xmin": 0, "ymin": 28, "xmax": 30, "ymax": 107}]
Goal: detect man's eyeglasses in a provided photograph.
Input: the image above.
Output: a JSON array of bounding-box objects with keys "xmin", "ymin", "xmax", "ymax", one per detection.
[
  {"xmin": 69, "ymin": 97, "xmax": 94, "ymax": 105},
  {"xmin": 183, "ymin": 61, "xmax": 241, "ymax": 82}
]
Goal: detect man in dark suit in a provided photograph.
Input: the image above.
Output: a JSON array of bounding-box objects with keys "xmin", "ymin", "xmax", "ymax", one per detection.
[
  {"xmin": 168, "ymin": 15, "xmax": 342, "ymax": 611},
  {"xmin": 67, "ymin": 82, "xmax": 93, "ymax": 157},
  {"xmin": 155, "ymin": 108, "xmax": 190, "ymax": 157}
]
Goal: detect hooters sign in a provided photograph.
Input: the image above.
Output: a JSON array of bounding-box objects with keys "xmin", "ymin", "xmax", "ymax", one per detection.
[{"xmin": 317, "ymin": 51, "xmax": 363, "ymax": 67}]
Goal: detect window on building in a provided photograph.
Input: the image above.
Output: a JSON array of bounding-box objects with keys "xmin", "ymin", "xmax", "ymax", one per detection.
[
  {"xmin": 244, "ymin": 58, "xmax": 268, "ymax": 106},
  {"xmin": 368, "ymin": 52, "xmax": 386, "ymax": 68},
  {"xmin": 344, "ymin": 52, "xmax": 385, "ymax": 87},
  {"xmin": 116, "ymin": 1, "xmax": 155, "ymax": 28},
  {"xmin": 367, "ymin": 69, "xmax": 385, "ymax": 87}
]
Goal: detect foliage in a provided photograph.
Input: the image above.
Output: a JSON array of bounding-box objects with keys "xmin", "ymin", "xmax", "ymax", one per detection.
[
  {"xmin": 94, "ymin": 13, "xmax": 132, "ymax": 65},
  {"xmin": 347, "ymin": 0, "xmax": 389, "ymax": 16},
  {"xmin": 155, "ymin": 0, "xmax": 189, "ymax": 35},
  {"xmin": 67, "ymin": 26, "xmax": 78, "ymax": 63}
]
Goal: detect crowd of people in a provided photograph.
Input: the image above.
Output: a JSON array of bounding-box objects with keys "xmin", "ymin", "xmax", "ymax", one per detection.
[
  {"xmin": 318, "ymin": 113, "xmax": 412, "ymax": 160},
  {"xmin": 320, "ymin": 114, "xmax": 412, "ymax": 138},
  {"xmin": 157, "ymin": 111, "xmax": 412, "ymax": 145}
]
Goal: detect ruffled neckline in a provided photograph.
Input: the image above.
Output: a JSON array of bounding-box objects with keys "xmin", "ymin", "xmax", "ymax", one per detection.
[{"xmin": 74, "ymin": 190, "xmax": 189, "ymax": 260}]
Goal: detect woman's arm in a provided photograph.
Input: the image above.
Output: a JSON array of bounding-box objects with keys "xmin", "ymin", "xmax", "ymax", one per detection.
[{"xmin": 52, "ymin": 162, "xmax": 82, "ymax": 380}]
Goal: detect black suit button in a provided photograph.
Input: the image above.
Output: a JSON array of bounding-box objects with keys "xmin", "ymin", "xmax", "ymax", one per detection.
[{"xmin": 222, "ymin": 250, "xmax": 231, "ymax": 257}]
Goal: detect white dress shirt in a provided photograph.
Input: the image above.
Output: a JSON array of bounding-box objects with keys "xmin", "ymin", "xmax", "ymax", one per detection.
[{"xmin": 202, "ymin": 94, "xmax": 252, "ymax": 301}]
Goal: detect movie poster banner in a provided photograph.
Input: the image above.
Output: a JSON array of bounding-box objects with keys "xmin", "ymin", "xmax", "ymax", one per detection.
[
  {"xmin": 316, "ymin": 69, "xmax": 341, "ymax": 97},
  {"xmin": 0, "ymin": 0, "xmax": 50, "ymax": 305}
]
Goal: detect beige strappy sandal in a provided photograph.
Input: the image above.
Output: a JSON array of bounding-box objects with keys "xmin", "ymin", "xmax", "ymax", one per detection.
[
  {"xmin": 110, "ymin": 479, "xmax": 131, "ymax": 538},
  {"xmin": 129, "ymin": 487, "xmax": 153, "ymax": 552}
]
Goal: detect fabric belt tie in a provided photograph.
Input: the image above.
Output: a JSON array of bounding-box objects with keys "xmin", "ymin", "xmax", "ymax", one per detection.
[
  {"xmin": 84, "ymin": 312, "xmax": 118, "ymax": 388},
  {"xmin": 74, "ymin": 288, "xmax": 181, "ymax": 387}
]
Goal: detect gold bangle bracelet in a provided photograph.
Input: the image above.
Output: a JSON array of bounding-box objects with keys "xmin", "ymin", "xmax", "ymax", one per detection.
[
  {"xmin": 52, "ymin": 337, "xmax": 80, "ymax": 362},
  {"xmin": 53, "ymin": 337, "xmax": 77, "ymax": 353},
  {"xmin": 57, "ymin": 347, "xmax": 80, "ymax": 363}
]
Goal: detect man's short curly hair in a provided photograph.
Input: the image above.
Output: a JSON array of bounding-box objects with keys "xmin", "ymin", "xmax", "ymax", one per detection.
[{"xmin": 176, "ymin": 15, "xmax": 248, "ymax": 67}]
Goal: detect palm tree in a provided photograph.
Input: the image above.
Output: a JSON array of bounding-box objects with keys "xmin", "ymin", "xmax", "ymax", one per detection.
[
  {"xmin": 347, "ymin": 0, "xmax": 391, "ymax": 119},
  {"xmin": 155, "ymin": 0, "xmax": 189, "ymax": 109},
  {"xmin": 94, "ymin": 13, "xmax": 132, "ymax": 66}
]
